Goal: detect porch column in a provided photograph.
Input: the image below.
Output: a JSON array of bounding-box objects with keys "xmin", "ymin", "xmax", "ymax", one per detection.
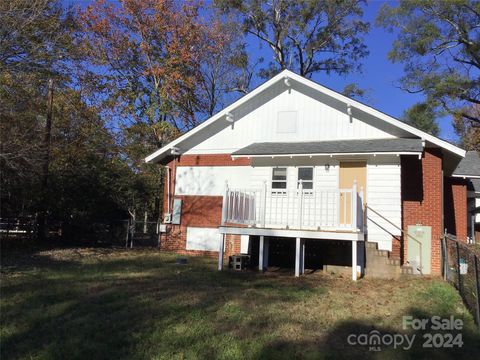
[
  {"xmin": 264, "ymin": 237, "xmax": 269, "ymax": 268},
  {"xmin": 352, "ymin": 240, "xmax": 357, "ymax": 281},
  {"xmin": 301, "ymin": 240, "xmax": 305, "ymax": 274},
  {"xmin": 295, "ymin": 237, "xmax": 301, "ymax": 277},
  {"xmin": 218, "ymin": 234, "xmax": 225, "ymax": 271},
  {"xmin": 259, "ymin": 235, "xmax": 264, "ymax": 271}
]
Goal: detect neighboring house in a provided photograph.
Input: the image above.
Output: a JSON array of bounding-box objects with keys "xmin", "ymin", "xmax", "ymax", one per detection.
[
  {"xmin": 146, "ymin": 69, "xmax": 472, "ymax": 280},
  {"xmin": 448, "ymin": 151, "xmax": 480, "ymax": 242}
]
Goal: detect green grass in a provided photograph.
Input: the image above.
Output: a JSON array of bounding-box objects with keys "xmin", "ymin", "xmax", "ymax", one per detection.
[{"xmin": 1, "ymin": 248, "xmax": 480, "ymax": 359}]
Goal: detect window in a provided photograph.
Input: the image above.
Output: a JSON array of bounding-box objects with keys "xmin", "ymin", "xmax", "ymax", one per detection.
[
  {"xmin": 277, "ymin": 111, "xmax": 297, "ymax": 133},
  {"xmin": 272, "ymin": 168, "xmax": 287, "ymax": 189},
  {"xmin": 298, "ymin": 167, "xmax": 313, "ymax": 190}
]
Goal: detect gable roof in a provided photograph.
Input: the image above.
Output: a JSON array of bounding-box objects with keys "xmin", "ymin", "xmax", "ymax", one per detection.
[
  {"xmin": 232, "ymin": 138, "xmax": 423, "ymax": 157},
  {"xmin": 145, "ymin": 69, "xmax": 465, "ymax": 163},
  {"xmin": 453, "ymin": 151, "xmax": 480, "ymax": 178}
]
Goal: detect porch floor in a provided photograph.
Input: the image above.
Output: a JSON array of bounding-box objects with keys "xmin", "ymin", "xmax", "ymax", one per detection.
[{"xmin": 218, "ymin": 225, "xmax": 364, "ymax": 241}]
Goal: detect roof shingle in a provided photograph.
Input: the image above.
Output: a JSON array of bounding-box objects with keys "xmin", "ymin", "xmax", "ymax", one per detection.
[
  {"xmin": 453, "ymin": 151, "xmax": 480, "ymax": 177},
  {"xmin": 232, "ymin": 138, "xmax": 423, "ymax": 156}
]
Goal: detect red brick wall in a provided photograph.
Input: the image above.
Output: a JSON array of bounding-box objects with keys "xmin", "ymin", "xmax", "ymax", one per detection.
[
  {"xmin": 444, "ymin": 178, "xmax": 468, "ymax": 242},
  {"xmin": 160, "ymin": 154, "xmax": 250, "ymax": 256},
  {"xmin": 160, "ymin": 227, "xmax": 240, "ymax": 258},
  {"xmin": 176, "ymin": 154, "xmax": 251, "ymax": 166},
  {"xmin": 401, "ymin": 148, "xmax": 443, "ymax": 275},
  {"xmin": 390, "ymin": 237, "xmax": 401, "ymax": 260}
]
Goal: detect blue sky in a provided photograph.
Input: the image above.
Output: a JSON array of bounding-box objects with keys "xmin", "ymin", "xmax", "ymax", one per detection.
[{"xmin": 65, "ymin": 0, "xmax": 457, "ymax": 142}]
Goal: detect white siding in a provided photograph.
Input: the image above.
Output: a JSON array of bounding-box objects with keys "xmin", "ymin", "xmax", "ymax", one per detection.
[
  {"xmin": 186, "ymin": 227, "xmax": 221, "ymax": 251},
  {"xmin": 366, "ymin": 156, "xmax": 402, "ymax": 251},
  {"xmin": 185, "ymin": 84, "xmax": 401, "ymax": 155},
  {"xmin": 175, "ymin": 157, "xmax": 402, "ymax": 249}
]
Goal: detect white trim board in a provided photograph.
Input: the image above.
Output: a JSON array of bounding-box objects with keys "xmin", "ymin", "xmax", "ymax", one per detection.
[
  {"xmin": 145, "ymin": 69, "xmax": 465, "ymax": 163},
  {"xmin": 452, "ymin": 174, "xmax": 480, "ymax": 179},
  {"xmin": 232, "ymin": 151, "xmax": 423, "ymax": 159},
  {"xmin": 218, "ymin": 226, "xmax": 364, "ymax": 241}
]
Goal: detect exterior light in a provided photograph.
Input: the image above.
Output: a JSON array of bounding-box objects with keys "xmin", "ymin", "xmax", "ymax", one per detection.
[
  {"xmin": 170, "ymin": 147, "xmax": 180, "ymax": 155},
  {"xmin": 325, "ymin": 164, "xmax": 330, "ymax": 171},
  {"xmin": 225, "ymin": 112, "xmax": 234, "ymax": 123},
  {"xmin": 284, "ymin": 76, "xmax": 291, "ymax": 87},
  {"xmin": 347, "ymin": 104, "xmax": 352, "ymax": 116}
]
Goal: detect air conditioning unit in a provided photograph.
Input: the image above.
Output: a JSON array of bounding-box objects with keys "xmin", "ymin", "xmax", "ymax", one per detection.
[{"xmin": 163, "ymin": 213, "xmax": 172, "ymax": 224}]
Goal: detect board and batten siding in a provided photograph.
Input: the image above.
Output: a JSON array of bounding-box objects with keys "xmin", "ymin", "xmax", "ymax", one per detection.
[
  {"xmin": 366, "ymin": 156, "xmax": 402, "ymax": 251},
  {"xmin": 184, "ymin": 83, "xmax": 403, "ymax": 155}
]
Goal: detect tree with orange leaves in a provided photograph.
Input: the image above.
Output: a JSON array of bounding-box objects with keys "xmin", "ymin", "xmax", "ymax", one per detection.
[{"xmin": 79, "ymin": 0, "xmax": 233, "ymax": 144}]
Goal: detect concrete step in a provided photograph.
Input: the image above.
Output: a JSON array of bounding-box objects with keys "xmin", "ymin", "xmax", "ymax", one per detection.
[
  {"xmin": 364, "ymin": 242, "xmax": 403, "ymax": 278},
  {"xmin": 401, "ymin": 265, "xmax": 414, "ymax": 275},
  {"xmin": 365, "ymin": 242, "xmax": 378, "ymax": 249},
  {"xmin": 386, "ymin": 258, "xmax": 400, "ymax": 266},
  {"xmin": 374, "ymin": 250, "xmax": 389, "ymax": 257},
  {"xmin": 364, "ymin": 268, "xmax": 400, "ymax": 279}
]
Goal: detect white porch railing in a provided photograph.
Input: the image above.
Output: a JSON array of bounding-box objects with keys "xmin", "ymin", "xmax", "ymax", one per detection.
[{"xmin": 221, "ymin": 181, "xmax": 364, "ymax": 232}]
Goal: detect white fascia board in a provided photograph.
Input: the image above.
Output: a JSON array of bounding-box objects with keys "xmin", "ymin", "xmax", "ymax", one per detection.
[
  {"xmin": 284, "ymin": 70, "xmax": 465, "ymax": 157},
  {"xmin": 232, "ymin": 151, "xmax": 422, "ymax": 159},
  {"xmin": 144, "ymin": 71, "xmax": 288, "ymax": 163},
  {"xmin": 451, "ymin": 174, "xmax": 480, "ymax": 179},
  {"xmin": 218, "ymin": 226, "xmax": 364, "ymax": 241},
  {"xmin": 145, "ymin": 69, "xmax": 466, "ymax": 163}
]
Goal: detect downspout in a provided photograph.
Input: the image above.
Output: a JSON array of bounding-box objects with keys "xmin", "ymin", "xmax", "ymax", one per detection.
[{"xmin": 164, "ymin": 165, "xmax": 171, "ymax": 215}]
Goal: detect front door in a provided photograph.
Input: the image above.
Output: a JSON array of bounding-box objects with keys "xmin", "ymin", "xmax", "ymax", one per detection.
[{"xmin": 339, "ymin": 162, "xmax": 366, "ymax": 226}]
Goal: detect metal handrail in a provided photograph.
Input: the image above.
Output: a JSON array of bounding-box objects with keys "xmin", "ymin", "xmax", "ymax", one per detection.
[{"xmin": 365, "ymin": 204, "xmax": 423, "ymax": 275}]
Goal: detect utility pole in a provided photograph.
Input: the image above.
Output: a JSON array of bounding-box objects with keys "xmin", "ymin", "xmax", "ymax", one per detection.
[{"xmin": 38, "ymin": 77, "xmax": 54, "ymax": 241}]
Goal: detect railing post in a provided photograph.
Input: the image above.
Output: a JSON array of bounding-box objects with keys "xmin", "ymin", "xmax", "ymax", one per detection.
[
  {"xmin": 473, "ymin": 254, "xmax": 480, "ymax": 329},
  {"xmin": 261, "ymin": 180, "xmax": 267, "ymax": 227},
  {"xmin": 456, "ymin": 241, "xmax": 462, "ymax": 295},
  {"xmin": 298, "ymin": 180, "xmax": 303, "ymax": 229},
  {"xmin": 218, "ymin": 234, "xmax": 225, "ymax": 271},
  {"xmin": 352, "ymin": 180, "xmax": 357, "ymax": 231},
  {"xmin": 442, "ymin": 233, "xmax": 447, "ymax": 281},
  {"xmin": 221, "ymin": 181, "xmax": 229, "ymax": 225}
]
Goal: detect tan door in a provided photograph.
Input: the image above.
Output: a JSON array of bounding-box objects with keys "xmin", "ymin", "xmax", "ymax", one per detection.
[{"xmin": 339, "ymin": 162, "xmax": 366, "ymax": 225}]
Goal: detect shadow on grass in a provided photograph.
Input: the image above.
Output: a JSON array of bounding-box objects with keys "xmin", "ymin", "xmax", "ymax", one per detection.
[
  {"xmin": 0, "ymin": 250, "xmax": 323, "ymax": 359},
  {"xmin": 1, "ymin": 249, "xmax": 480, "ymax": 359},
  {"xmin": 258, "ymin": 313, "xmax": 480, "ymax": 360}
]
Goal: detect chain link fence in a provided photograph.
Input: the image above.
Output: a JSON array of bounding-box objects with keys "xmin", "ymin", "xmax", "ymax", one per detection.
[
  {"xmin": 443, "ymin": 234, "xmax": 480, "ymax": 330},
  {"xmin": 0, "ymin": 217, "xmax": 161, "ymax": 249},
  {"xmin": 124, "ymin": 220, "xmax": 161, "ymax": 248}
]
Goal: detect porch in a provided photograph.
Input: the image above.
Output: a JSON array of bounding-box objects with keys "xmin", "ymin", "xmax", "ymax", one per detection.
[
  {"xmin": 220, "ymin": 181, "xmax": 365, "ymax": 232},
  {"xmin": 218, "ymin": 182, "xmax": 365, "ymax": 280}
]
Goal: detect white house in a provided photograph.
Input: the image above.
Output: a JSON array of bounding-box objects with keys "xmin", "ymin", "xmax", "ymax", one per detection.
[{"xmin": 146, "ymin": 70, "xmax": 470, "ymax": 280}]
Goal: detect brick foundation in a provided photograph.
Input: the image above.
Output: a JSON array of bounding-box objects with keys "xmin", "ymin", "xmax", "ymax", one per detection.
[{"xmin": 401, "ymin": 148, "xmax": 443, "ymax": 275}]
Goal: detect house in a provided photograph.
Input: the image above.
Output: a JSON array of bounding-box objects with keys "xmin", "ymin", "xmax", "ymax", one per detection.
[
  {"xmin": 447, "ymin": 151, "xmax": 480, "ymax": 242},
  {"xmin": 146, "ymin": 69, "xmax": 472, "ymax": 280}
]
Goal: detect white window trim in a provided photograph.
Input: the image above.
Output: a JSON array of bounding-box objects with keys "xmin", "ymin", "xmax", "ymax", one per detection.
[
  {"xmin": 271, "ymin": 167, "xmax": 288, "ymax": 194},
  {"xmin": 297, "ymin": 166, "xmax": 314, "ymax": 191}
]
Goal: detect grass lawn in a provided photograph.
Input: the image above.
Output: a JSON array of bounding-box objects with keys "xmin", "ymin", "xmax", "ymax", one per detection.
[{"xmin": 1, "ymin": 248, "xmax": 480, "ymax": 359}]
